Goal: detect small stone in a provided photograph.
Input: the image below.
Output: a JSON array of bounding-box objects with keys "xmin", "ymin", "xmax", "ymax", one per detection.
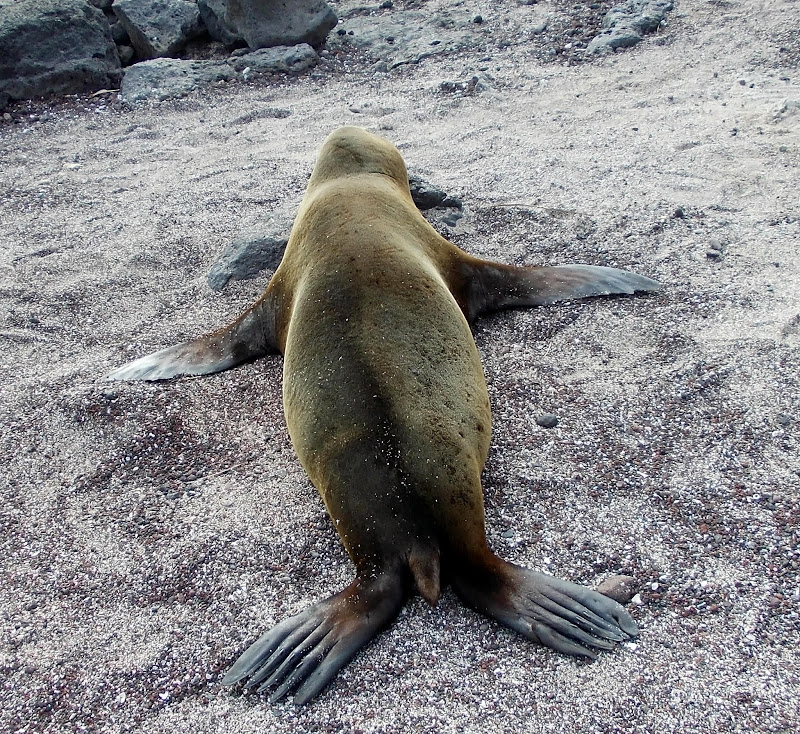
[
  {"xmin": 207, "ymin": 222, "xmax": 291, "ymax": 290},
  {"xmin": 473, "ymin": 15, "xmax": 483, "ymax": 24},
  {"xmin": 588, "ymin": 29, "xmax": 642, "ymax": 54},
  {"xmin": 380, "ymin": 0, "xmax": 393, "ymax": 7},
  {"xmin": 596, "ymin": 575, "xmax": 638, "ymax": 603},
  {"xmin": 708, "ymin": 238, "xmax": 723, "ymax": 251},
  {"xmin": 706, "ymin": 249, "xmax": 721, "ymax": 259},
  {"xmin": 440, "ymin": 210, "xmax": 463, "ymax": 227},
  {"xmin": 535, "ymin": 413, "xmax": 558, "ymax": 429},
  {"xmin": 673, "ymin": 207, "xmax": 685, "ymax": 219}
]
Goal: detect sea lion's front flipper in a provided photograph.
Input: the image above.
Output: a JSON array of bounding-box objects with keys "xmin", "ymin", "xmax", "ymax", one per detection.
[
  {"xmin": 222, "ymin": 573, "xmax": 404, "ymax": 705},
  {"xmin": 453, "ymin": 559, "xmax": 638, "ymax": 659},
  {"xmin": 454, "ymin": 260, "xmax": 660, "ymax": 321},
  {"xmin": 107, "ymin": 293, "xmax": 280, "ymax": 381}
]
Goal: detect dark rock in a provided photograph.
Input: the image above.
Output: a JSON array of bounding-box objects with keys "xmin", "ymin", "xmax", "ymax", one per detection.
[
  {"xmin": 113, "ymin": 0, "xmax": 204, "ymax": 60},
  {"xmin": 588, "ymin": 28, "xmax": 642, "ymax": 54},
  {"xmin": 227, "ymin": 44, "xmax": 319, "ymax": 75},
  {"xmin": 207, "ymin": 224, "xmax": 291, "ymax": 291},
  {"xmin": 225, "ymin": 0, "xmax": 338, "ymax": 50},
  {"xmin": 439, "ymin": 209, "xmax": 464, "ymax": 227},
  {"xmin": 408, "ymin": 173, "xmax": 462, "ymax": 210},
  {"xmin": 588, "ymin": 0, "xmax": 673, "ymax": 54},
  {"xmin": 409, "ymin": 177, "xmax": 445, "ymax": 209},
  {"xmin": 630, "ymin": 12, "xmax": 664, "ymax": 35},
  {"xmin": 441, "ymin": 196, "xmax": 463, "ymax": 209},
  {"xmin": 198, "ymin": 0, "xmax": 244, "ymax": 47},
  {"xmin": 88, "ymin": 0, "xmax": 114, "ymax": 8},
  {"xmin": 0, "ymin": 0, "xmax": 121, "ymax": 102},
  {"xmin": 110, "ymin": 19, "xmax": 131, "ymax": 47},
  {"xmin": 423, "ymin": 205, "xmax": 466, "ymax": 233},
  {"xmin": 327, "ymin": 6, "xmax": 478, "ymax": 68},
  {"xmin": 118, "ymin": 45, "xmax": 136, "ymax": 67},
  {"xmin": 535, "ymin": 413, "xmax": 559, "ymax": 429},
  {"xmin": 596, "ymin": 575, "xmax": 638, "ymax": 603},
  {"xmin": 120, "ymin": 58, "xmax": 235, "ymax": 103},
  {"xmin": 120, "ymin": 44, "xmax": 317, "ymax": 102}
]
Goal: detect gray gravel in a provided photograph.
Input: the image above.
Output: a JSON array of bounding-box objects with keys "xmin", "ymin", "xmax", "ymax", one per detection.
[{"xmin": 1, "ymin": 1, "xmax": 799, "ymax": 732}]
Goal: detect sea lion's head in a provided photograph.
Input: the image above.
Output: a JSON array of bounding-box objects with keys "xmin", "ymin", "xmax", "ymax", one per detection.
[{"xmin": 308, "ymin": 126, "xmax": 410, "ymax": 192}]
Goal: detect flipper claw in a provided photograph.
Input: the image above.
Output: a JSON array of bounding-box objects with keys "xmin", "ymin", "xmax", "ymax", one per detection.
[
  {"xmin": 223, "ymin": 574, "xmax": 404, "ymax": 704},
  {"xmin": 453, "ymin": 561, "xmax": 638, "ymax": 661}
]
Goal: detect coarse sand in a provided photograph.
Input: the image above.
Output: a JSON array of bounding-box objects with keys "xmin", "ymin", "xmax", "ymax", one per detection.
[{"xmin": 1, "ymin": 1, "xmax": 799, "ymax": 732}]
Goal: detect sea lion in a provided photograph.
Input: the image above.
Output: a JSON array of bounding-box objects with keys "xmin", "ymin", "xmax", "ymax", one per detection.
[{"xmin": 108, "ymin": 126, "xmax": 659, "ymax": 705}]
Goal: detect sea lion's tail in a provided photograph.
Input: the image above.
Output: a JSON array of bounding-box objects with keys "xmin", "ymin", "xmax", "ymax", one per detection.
[
  {"xmin": 107, "ymin": 295, "xmax": 279, "ymax": 381},
  {"xmin": 222, "ymin": 571, "xmax": 405, "ymax": 705},
  {"xmin": 451, "ymin": 554, "xmax": 638, "ymax": 658},
  {"xmin": 408, "ymin": 544, "xmax": 441, "ymax": 606}
]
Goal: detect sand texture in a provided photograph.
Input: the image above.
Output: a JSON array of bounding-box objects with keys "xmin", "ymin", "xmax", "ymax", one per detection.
[{"xmin": 1, "ymin": 1, "xmax": 799, "ymax": 732}]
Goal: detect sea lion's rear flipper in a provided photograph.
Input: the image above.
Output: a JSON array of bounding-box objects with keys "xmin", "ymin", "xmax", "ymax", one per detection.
[
  {"xmin": 107, "ymin": 294, "xmax": 280, "ymax": 381},
  {"xmin": 452, "ymin": 558, "xmax": 638, "ymax": 658},
  {"xmin": 454, "ymin": 260, "xmax": 660, "ymax": 321},
  {"xmin": 222, "ymin": 573, "xmax": 404, "ymax": 705}
]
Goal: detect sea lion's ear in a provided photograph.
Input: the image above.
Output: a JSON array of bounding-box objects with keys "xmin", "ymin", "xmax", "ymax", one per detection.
[
  {"xmin": 107, "ymin": 292, "xmax": 281, "ymax": 381},
  {"xmin": 451, "ymin": 260, "xmax": 660, "ymax": 321}
]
